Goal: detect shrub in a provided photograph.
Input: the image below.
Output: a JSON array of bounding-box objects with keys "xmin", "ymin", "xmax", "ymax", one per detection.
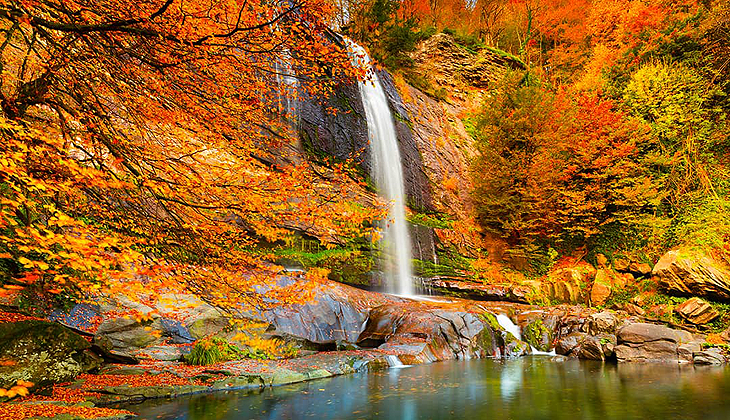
[{"xmin": 185, "ymin": 337, "xmax": 244, "ymax": 366}]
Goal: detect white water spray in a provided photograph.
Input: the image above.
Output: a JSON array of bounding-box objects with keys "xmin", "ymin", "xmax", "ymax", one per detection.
[
  {"xmin": 496, "ymin": 313, "xmax": 556, "ymax": 355},
  {"xmin": 348, "ymin": 41, "xmax": 414, "ymax": 297},
  {"xmin": 496, "ymin": 314, "xmax": 522, "ymax": 339}
]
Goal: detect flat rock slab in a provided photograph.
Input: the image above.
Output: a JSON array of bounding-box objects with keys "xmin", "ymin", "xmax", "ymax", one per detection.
[
  {"xmin": 618, "ymin": 323, "xmax": 693, "ymax": 344},
  {"xmin": 616, "ymin": 322, "xmax": 695, "ymax": 363}
]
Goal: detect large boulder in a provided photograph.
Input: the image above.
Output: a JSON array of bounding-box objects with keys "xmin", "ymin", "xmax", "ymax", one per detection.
[
  {"xmin": 654, "ymin": 248, "xmax": 730, "ymax": 301},
  {"xmin": 357, "ymin": 302, "xmax": 521, "ymax": 363},
  {"xmin": 540, "ymin": 260, "xmax": 596, "ymax": 304},
  {"xmin": 615, "ymin": 322, "xmax": 694, "ymax": 363},
  {"xmin": 0, "ymin": 320, "xmax": 100, "ymax": 388},
  {"xmin": 265, "ymin": 279, "xmax": 399, "ymax": 344}
]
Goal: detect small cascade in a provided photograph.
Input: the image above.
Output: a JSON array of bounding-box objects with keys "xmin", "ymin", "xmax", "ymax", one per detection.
[
  {"xmin": 496, "ymin": 314, "xmax": 522, "ymax": 339},
  {"xmin": 386, "ymin": 355, "xmax": 409, "ymax": 368},
  {"xmin": 496, "ymin": 313, "xmax": 556, "ymax": 355},
  {"xmin": 348, "ymin": 40, "xmax": 414, "ymax": 297}
]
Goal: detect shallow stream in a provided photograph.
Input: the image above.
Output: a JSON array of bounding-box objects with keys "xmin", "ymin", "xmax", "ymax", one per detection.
[{"xmin": 122, "ymin": 357, "xmax": 730, "ymax": 420}]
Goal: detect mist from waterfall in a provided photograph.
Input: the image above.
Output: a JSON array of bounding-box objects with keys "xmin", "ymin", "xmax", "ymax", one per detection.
[{"xmin": 348, "ymin": 41, "xmax": 414, "ymax": 297}]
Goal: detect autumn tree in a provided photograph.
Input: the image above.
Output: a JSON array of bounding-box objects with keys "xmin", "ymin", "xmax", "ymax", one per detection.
[
  {"xmin": 0, "ymin": 0, "xmax": 382, "ymax": 312},
  {"xmin": 470, "ymin": 76, "xmax": 661, "ymax": 256}
]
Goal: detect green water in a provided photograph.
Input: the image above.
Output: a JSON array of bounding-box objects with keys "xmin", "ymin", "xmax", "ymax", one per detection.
[{"xmin": 122, "ymin": 358, "xmax": 730, "ymax": 420}]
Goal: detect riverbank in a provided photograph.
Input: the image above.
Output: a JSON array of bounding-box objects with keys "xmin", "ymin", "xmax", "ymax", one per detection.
[{"xmin": 2, "ymin": 275, "xmax": 730, "ymax": 419}]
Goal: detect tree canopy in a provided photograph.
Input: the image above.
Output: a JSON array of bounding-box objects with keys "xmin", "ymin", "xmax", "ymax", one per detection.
[{"xmin": 0, "ymin": 0, "xmax": 382, "ymax": 312}]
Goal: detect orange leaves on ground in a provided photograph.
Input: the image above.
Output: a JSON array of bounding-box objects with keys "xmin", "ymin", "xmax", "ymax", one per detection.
[
  {"xmin": 0, "ymin": 403, "xmax": 133, "ymax": 420},
  {"xmin": 0, "ymin": 311, "xmax": 42, "ymax": 323},
  {"xmin": 77, "ymin": 372, "xmax": 213, "ymax": 388}
]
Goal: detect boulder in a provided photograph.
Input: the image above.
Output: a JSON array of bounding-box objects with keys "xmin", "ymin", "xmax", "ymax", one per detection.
[
  {"xmin": 577, "ymin": 334, "xmax": 615, "ymax": 361},
  {"xmin": 265, "ymin": 279, "xmax": 399, "ymax": 344},
  {"xmin": 629, "ymin": 262, "xmax": 653, "ymax": 277},
  {"xmin": 95, "ymin": 316, "xmax": 163, "ymax": 351},
  {"xmin": 588, "ymin": 311, "xmax": 619, "ymax": 335},
  {"xmin": 555, "ymin": 332, "xmax": 587, "ymax": 356},
  {"xmin": 674, "ymin": 297, "xmax": 720, "ymax": 325},
  {"xmin": 615, "ymin": 322, "xmax": 693, "ymax": 363},
  {"xmin": 693, "ymin": 347, "xmax": 726, "ymax": 364},
  {"xmin": 541, "ymin": 260, "xmax": 596, "ymax": 304},
  {"xmin": 357, "ymin": 302, "xmax": 520, "ymax": 362},
  {"xmin": 590, "ymin": 282, "xmax": 611, "ymax": 307},
  {"xmin": 653, "ymin": 248, "xmax": 730, "ymax": 301},
  {"xmin": 613, "ymin": 258, "xmax": 630, "ymax": 273},
  {"xmin": 0, "ymin": 320, "xmax": 101, "ymax": 388}
]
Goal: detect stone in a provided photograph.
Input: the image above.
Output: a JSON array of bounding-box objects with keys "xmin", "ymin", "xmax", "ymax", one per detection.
[
  {"xmin": 578, "ymin": 335, "xmax": 615, "ymax": 361},
  {"xmin": 693, "ymin": 347, "xmax": 726, "ymax": 364},
  {"xmin": 613, "ymin": 258, "xmax": 630, "ymax": 272},
  {"xmin": 653, "ymin": 248, "xmax": 730, "ymax": 301},
  {"xmin": 96, "ymin": 317, "xmax": 162, "ymax": 351},
  {"xmin": 615, "ymin": 322, "xmax": 693, "ymax": 363},
  {"xmin": 589, "ymin": 311, "xmax": 618, "ymax": 335},
  {"xmin": 618, "ymin": 323, "xmax": 692, "ymax": 345},
  {"xmin": 0, "ymin": 320, "xmax": 101, "ymax": 388},
  {"xmin": 265, "ymin": 278, "xmax": 398, "ymax": 344},
  {"xmin": 629, "ymin": 262, "xmax": 653, "ymax": 277},
  {"xmin": 622, "ymin": 303, "xmax": 646, "ymax": 317},
  {"xmin": 555, "ymin": 332, "xmax": 587, "ymax": 356},
  {"xmin": 674, "ymin": 297, "xmax": 720, "ymax": 325},
  {"xmin": 357, "ymin": 303, "xmax": 513, "ymax": 362},
  {"xmin": 591, "ymin": 282, "xmax": 611, "ymax": 307},
  {"xmin": 678, "ymin": 340, "xmax": 704, "ymax": 362},
  {"xmin": 596, "ymin": 254, "xmax": 609, "ymax": 268}
]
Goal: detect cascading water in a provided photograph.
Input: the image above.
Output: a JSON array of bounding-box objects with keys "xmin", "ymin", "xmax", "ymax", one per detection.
[
  {"xmin": 348, "ymin": 41, "xmax": 414, "ymax": 296},
  {"xmin": 274, "ymin": 50, "xmax": 299, "ymax": 119}
]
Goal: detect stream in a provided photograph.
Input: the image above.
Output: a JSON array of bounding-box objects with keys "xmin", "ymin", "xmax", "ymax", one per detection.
[{"xmin": 121, "ymin": 357, "xmax": 730, "ymax": 420}]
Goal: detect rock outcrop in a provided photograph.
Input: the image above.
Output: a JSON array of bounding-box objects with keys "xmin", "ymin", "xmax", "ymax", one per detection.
[
  {"xmin": 674, "ymin": 297, "xmax": 720, "ymax": 325},
  {"xmin": 0, "ymin": 320, "xmax": 100, "ymax": 388},
  {"xmin": 654, "ymin": 248, "xmax": 730, "ymax": 301},
  {"xmin": 358, "ymin": 301, "xmax": 528, "ymax": 363},
  {"xmin": 424, "ymin": 278, "xmax": 530, "ymax": 303},
  {"xmin": 409, "ymin": 33, "xmax": 525, "ymax": 91},
  {"xmin": 540, "ymin": 261, "xmax": 596, "ymax": 304}
]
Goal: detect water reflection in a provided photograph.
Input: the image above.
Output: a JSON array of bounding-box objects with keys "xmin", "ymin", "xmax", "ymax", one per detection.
[{"xmin": 123, "ymin": 358, "xmax": 730, "ymax": 420}]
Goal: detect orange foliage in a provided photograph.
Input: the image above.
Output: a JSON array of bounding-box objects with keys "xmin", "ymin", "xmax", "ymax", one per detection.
[
  {"xmin": 0, "ymin": 1, "xmax": 384, "ymax": 311},
  {"xmin": 0, "ymin": 403, "xmax": 132, "ymax": 420}
]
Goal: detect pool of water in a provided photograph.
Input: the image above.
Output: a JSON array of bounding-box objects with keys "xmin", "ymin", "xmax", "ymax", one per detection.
[{"xmin": 121, "ymin": 357, "xmax": 730, "ymax": 420}]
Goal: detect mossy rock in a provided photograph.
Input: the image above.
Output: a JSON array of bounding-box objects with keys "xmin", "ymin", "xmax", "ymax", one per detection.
[
  {"xmin": 0, "ymin": 320, "xmax": 101, "ymax": 388},
  {"xmin": 522, "ymin": 319, "xmax": 553, "ymax": 352}
]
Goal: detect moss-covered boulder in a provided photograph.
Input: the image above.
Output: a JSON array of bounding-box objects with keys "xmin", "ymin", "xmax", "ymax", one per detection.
[
  {"xmin": 0, "ymin": 320, "xmax": 100, "ymax": 388},
  {"xmin": 522, "ymin": 319, "xmax": 553, "ymax": 352}
]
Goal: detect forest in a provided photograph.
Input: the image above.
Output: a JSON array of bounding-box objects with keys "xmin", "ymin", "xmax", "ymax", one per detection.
[{"xmin": 1, "ymin": 1, "xmax": 729, "ymax": 419}]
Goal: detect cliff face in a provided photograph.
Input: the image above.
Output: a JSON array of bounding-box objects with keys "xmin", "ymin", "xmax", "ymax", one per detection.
[
  {"xmin": 297, "ymin": 68, "xmax": 433, "ymax": 213},
  {"xmin": 297, "ymin": 33, "xmax": 522, "ymax": 261}
]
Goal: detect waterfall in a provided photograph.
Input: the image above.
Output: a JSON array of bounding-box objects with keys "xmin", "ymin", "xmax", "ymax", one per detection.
[
  {"xmin": 496, "ymin": 313, "xmax": 556, "ymax": 355},
  {"xmin": 274, "ymin": 50, "xmax": 299, "ymax": 119},
  {"xmin": 348, "ymin": 41, "xmax": 414, "ymax": 297},
  {"xmin": 496, "ymin": 314, "xmax": 522, "ymax": 339}
]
